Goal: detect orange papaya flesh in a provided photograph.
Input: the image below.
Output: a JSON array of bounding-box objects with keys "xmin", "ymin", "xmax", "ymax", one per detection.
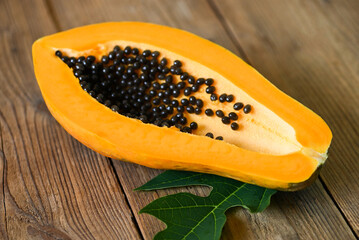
[{"xmin": 32, "ymin": 22, "xmax": 332, "ymax": 190}]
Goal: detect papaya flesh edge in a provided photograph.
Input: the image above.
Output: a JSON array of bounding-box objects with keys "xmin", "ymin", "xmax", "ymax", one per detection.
[{"xmin": 32, "ymin": 22, "xmax": 332, "ymax": 191}]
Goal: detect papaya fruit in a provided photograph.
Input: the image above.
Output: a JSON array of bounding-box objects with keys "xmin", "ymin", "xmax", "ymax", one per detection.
[{"xmin": 32, "ymin": 22, "xmax": 332, "ymax": 190}]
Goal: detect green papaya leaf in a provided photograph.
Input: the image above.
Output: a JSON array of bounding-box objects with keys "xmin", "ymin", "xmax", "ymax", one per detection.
[{"xmin": 136, "ymin": 170, "xmax": 276, "ymax": 240}]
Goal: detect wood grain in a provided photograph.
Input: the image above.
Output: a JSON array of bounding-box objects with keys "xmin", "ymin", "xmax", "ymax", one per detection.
[
  {"xmin": 211, "ymin": 0, "xmax": 359, "ymax": 236},
  {"xmin": 0, "ymin": 0, "xmax": 141, "ymax": 239},
  {"xmin": 48, "ymin": 0, "xmax": 357, "ymax": 239}
]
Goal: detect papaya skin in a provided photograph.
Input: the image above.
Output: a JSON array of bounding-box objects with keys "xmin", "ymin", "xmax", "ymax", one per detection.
[{"xmin": 32, "ymin": 22, "xmax": 332, "ymax": 190}]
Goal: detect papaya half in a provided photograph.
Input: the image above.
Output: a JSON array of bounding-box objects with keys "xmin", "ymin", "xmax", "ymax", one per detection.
[{"xmin": 32, "ymin": 22, "xmax": 332, "ymax": 190}]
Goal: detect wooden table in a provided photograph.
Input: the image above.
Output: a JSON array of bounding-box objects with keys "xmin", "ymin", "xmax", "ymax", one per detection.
[{"xmin": 1, "ymin": 0, "xmax": 358, "ymax": 239}]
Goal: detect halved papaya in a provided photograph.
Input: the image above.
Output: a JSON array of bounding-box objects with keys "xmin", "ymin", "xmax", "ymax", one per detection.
[{"xmin": 32, "ymin": 22, "xmax": 332, "ymax": 190}]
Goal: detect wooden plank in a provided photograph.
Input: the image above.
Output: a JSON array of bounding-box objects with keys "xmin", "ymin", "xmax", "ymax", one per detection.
[
  {"xmin": 49, "ymin": 0, "xmax": 357, "ymax": 239},
  {"xmin": 0, "ymin": 0, "xmax": 141, "ymax": 239},
  {"xmin": 47, "ymin": 1, "xmax": 240, "ymax": 238},
  {"xmin": 211, "ymin": 0, "xmax": 359, "ymax": 236}
]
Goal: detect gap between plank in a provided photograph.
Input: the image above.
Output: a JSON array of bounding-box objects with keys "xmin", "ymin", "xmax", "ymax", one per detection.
[
  {"xmin": 42, "ymin": 1, "xmax": 145, "ymax": 238},
  {"xmin": 207, "ymin": 0, "xmax": 251, "ymax": 64},
  {"xmin": 108, "ymin": 158, "xmax": 144, "ymax": 240},
  {"xmin": 319, "ymin": 176, "xmax": 358, "ymax": 239},
  {"xmin": 208, "ymin": 0, "xmax": 358, "ymax": 237},
  {"xmin": 44, "ymin": 0, "xmax": 62, "ymax": 31},
  {"xmin": 0, "ymin": 120, "xmax": 8, "ymax": 238}
]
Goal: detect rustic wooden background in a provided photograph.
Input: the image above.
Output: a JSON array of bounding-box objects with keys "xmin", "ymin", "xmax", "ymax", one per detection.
[{"xmin": 1, "ymin": 0, "xmax": 358, "ymax": 239}]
